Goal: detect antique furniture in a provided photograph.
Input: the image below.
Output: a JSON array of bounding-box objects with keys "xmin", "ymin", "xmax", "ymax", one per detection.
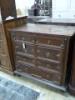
[
  {"xmin": 0, "ymin": 0, "xmax": 17, "ymax": 20},
  {"xmin": 10, "ymin": 23, "xmax": 75, "ymax": 91}
]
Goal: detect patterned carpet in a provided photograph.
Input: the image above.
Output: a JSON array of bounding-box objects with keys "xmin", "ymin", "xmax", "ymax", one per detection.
[{"xmin": 0, "ymin": 76, "xmax": 40, "ymax": 100}]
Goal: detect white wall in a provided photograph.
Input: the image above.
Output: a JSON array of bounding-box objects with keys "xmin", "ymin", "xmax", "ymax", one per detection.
[
  {"xmin": 52, "ymin": 0, "xmax": 75, "ymax": 19},
  {"xmin": 15, "ymin": 0, "xmax": 34, "ymax": 16}
]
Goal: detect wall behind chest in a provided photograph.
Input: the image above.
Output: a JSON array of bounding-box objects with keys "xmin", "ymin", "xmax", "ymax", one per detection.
[{"xmin": 52, "ymin": 0, "xmax": 75, "ymax": 19}]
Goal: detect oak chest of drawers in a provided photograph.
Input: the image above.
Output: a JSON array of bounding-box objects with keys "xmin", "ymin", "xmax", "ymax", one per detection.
[{"xmin": 10, "ymin": 23, "xmax": 75, "ymax": 90}]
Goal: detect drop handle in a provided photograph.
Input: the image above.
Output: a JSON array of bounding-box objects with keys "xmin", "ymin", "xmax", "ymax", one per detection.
[{"xmin": 22, "ymin": 42, "xmax": 26, "ymax": 49}]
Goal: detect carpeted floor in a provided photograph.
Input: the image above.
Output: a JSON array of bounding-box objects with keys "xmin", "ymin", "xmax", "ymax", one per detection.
[{"xmin": 0, "ymin": 76, "xmax": 40, "ymax": 100}]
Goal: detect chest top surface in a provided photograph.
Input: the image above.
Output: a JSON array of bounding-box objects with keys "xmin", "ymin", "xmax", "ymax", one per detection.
[{"xmin": 10, "ymin": 23, "xmax": 75, "ymax": 37}]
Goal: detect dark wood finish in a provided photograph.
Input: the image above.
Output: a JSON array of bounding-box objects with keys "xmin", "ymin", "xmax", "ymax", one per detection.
[
  {"xmin": 0, "ymin": 0, "xmax": 17, "ymax": 20},
  {"xmin": 68, "ymin": 38, "xmax": 75, "ymax": 95},
  {"xmin": 10, "ymin": 23, "xmax": 75, "ymax": 90}
]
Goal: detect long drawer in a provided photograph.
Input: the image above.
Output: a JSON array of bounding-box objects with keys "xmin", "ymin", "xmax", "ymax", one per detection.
[
  {"xmin": 16, "ymin": 61, "xmax": 61, "ymax": 84},
  {"xmin": 16, "ymin": 54, "xmax": 35, "ymax": 66},
  {"xmin": 36, "ymin": 35, "xmax": 65, "ymax": 47},
  {"xmin": 13, "ymin": 33, "xmax": 66, "ymax": 47}
]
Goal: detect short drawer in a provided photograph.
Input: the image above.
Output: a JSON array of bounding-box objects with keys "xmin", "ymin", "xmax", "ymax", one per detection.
[
  {"xmin": 13, "ymin": 33, "xmax": 35, "ymax": 43},
  {"xmin": 16, "ymin": 63, "xmax": 61, "ymax": 84},
  {"xmin": 15, "ymin": 41, "xmax": 35, "ymax": 56},
  {"xmin": 16, "ymin": 55, "xmax": 35, "ymax": 66},
  {"xmin": 16, "ymin": 61, "xmax": 35, "ymax": 71},
  {"xmin": 36, "ymin": 46, "xmax": 63, "ymax": 61},
  {"xmin": 36, "ymin": 59, "xmax": 62, "ymax": 72},
  {"xmin": 36, "ymin": 36, "xmax": 65, "ymax": 47}
]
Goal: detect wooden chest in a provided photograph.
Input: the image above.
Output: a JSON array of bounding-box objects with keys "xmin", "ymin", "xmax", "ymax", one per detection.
[{"xmin": 10, "ymin": 23, "xmax": 75, "ymax": 90}]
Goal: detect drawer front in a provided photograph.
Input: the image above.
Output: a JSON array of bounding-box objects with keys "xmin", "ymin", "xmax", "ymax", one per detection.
[
  {"xmin": 0, "ymin": 55, "xmax": 9, "ymax": 67},
  {"xmin": 15, "ymin": 41, "xmax": 35, "ymax": 56},
  {"xmin": 16, "ymin": 55, "xmax": 35, "ymax": 66},
  {"xmin": 36, "ymin": 36, "xmax": 65, "ymax": 47},
  {"xmin": 16, "ymin": 63, "xmax": 61, "ymax": 84},
  {"xmin": 13, "ymin": 33, "xmax": 35, "ymax": 43},
  {"xmin": 37, "ymin": 46, "xmax": 63, "ymax": 61},
  {"xmin": 36, "ymin": 59, "xmax": 62, "ymax": 72}
]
